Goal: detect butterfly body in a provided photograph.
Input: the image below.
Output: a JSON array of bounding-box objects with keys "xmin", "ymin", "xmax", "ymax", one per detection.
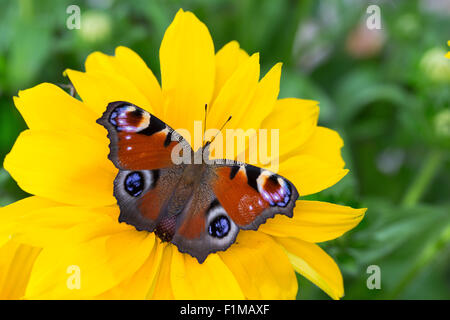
[{"xmin": 98, "ymin": 101, "xmax": 299, "ymax": 263}]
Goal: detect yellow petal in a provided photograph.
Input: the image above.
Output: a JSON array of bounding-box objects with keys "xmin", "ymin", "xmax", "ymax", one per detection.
[
  {"xmin": 234, "ymin": 62, "xmax": 282, "ymax": 131},
  {"xmin": 0, "ymin": 196, "xmax": 59, "ymax": 216},
  {"xmin": 219, "ymin": 231, "xmax": 297, "ymax": 299},
  {"xmin": 0, "ymin": 240, "xmax": 41, "ymax": 299},
  {"xmin": 225, "ymin": 63, "xmax": 283, "ymax": 163},
  {"xmin": 13, "ymin": 83, "xmax": 102, "ymax": 139},
  {"xmin": 276, "ymin": 237, "xmax": 344, "ymax": 300},
  {"xmin": 4, "ymin": 130, "xmax": 116, "ymax": 206},
  {"xmin": 65, "ymin": 69, "xmax": 153, "ymax": 116},
  {"xmin": 160, "ymin": 9, "xmax": 215, "ymax": 140},
  {"xmin": 10, "ymin": 206, "xmax": 129, "ymax": 248},
  {"xmin": 95, "ymin": 237, "xmax": 165, "ymax": 299},
  {"xmin": 25, "ymin": 229, "xmax": 155, "ymax": 299},
  {"xmin": 293, "ymin": 126, "xmax": 346, "ymax": 168},
  {"xmin": 260, "ymin": 98, "xmax": 319, "ymax": 164},
  {"xmin": 213, "ymin": 41, "xmax": 249, "ymax": 101},
  {"xmin": 208, "ymin": 63, "xmax": 281, "ymax": 165},
  {"xmin": 276, "ymin": 127, "xmax": 348, "ymax": 196},
  {"xmin": 260, "ymin": 201, "xmax": 366, "ymax": 243},
  {"xmin": 0, "ymin": 196, "xmax": 62, "ymax": 248},
  {"xmin": 208, "ymin": 53, "xmax": 259, "ymax": 132},
  {"xmin": 207, "ymin": 53, "xmax": 260, "ymax": 159},
  {"xmin": 170, "ymin": 249, "xmax": 244, "ymax": 299},
  {"xmin": 278, "ymin": 156, "xmax": 348, "ymax": 196},
  {"xmin": 85, "ymin": 46, "xmax": 163, "ymax": 117},
  {"xmin": 150, "ymin": 243, "xmax": 175, "ymax": 299}
]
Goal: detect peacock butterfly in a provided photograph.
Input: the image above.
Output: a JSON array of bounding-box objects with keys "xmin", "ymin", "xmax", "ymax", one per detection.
[{"xmin": 97, "ymin": 101, "xmax": 299, "ymax": 263}]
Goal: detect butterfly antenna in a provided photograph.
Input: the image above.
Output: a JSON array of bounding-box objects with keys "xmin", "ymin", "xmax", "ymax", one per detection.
[{"xmin": 206, "ymin": 115, "xmax": 232, "ymax": 147}]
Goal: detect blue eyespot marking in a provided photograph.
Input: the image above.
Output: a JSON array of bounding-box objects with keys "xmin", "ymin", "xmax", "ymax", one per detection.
[
  {"xmin": 110, "ymin": 110, "xmax": 118, "ymax": 126},
  {"xmin": 208, "ymin": 216, "xmax": 230, "ymax": 238},
  {"xmin": 260, "ymin": 175, "xmax": 292, "ymax": 207},
  {"xmin": 124, "ymin": 172, "xmax": 145, "ymax": 197}
]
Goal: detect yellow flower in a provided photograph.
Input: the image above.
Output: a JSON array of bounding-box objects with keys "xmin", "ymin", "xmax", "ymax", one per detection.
[{"xmin": 0, "ymin": 10, "xmax": 365, "ymax": 300}]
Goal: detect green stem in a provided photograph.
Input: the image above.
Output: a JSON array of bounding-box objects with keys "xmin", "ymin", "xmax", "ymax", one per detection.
[
  {"xmin": 389, "ymin": 149, "xmax": 447, "ymax": 298},
  {"xmin": 389, "ymin": 223, "xmax": 450, "ymax": 299},
  {"xmin": 401, "ymin": 149, "xmax": 443, "ymax": 208}
]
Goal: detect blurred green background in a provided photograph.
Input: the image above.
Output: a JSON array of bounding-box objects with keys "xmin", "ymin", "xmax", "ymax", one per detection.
[{"xmin": 0, "ymin": 0, "xmax": 449, "ymax": 299}]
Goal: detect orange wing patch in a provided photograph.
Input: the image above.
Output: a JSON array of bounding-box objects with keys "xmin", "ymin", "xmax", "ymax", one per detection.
[
  {"xmin": 117, "ymin": 131, "xmax": 178, "ymax": 170},
  {"xmin": 213, "ymin": 166, "xmax": 269, "ymax": 226}
]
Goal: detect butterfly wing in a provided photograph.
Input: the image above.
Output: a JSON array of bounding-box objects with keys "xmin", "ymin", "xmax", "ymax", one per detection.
[
  {"xmin": 172, "ymin": 161, "xmax": 299, "ymax": 263},
  {"xmin": 97, "ymin": 101, "xmax": 192, "ymax": 170},
  {"xmin": 171, "ymin": 182, "xmax": 240, "ymax": 263},
  {"xmin": 98, "ymin": 102, "xmax": 192, "ymax": 232},
  {"xmin": 113, "ymin": 166, "xmax": 185, "ymax": 232},
  {"xmin": 212, "ymin": 163, "xmax": 298, "ymax": 229}
]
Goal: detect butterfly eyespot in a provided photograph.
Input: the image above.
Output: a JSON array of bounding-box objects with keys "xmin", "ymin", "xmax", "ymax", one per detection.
[
  {"xmin": 108, "ymin": 105, "xmax": 150, "ymax": 132},
  {"xmin": 124, "ymin": 171, "xmax": 145, "ymax": 197},
  {"xmin": 208, "ymin": 215, "xmax": 230, "ymax": 238}
]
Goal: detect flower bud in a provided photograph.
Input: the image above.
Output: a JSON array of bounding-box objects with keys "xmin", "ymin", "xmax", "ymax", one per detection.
[
  {"xmin": 78, "ymin": 11, "xmax": 112, "ymax": 43},
  {"xmin": 419, "ymin": 47, "xmax": 450, "ymax": 83}
]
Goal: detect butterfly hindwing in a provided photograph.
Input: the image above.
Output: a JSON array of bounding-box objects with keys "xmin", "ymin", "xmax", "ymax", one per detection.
[
  {"xmin": 114, "ymin": 166, "xmax": 185, "ymax": 233},
  {"xmin": 171, "ymin": 184, "xmax": 240, "ymax": 263}
]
